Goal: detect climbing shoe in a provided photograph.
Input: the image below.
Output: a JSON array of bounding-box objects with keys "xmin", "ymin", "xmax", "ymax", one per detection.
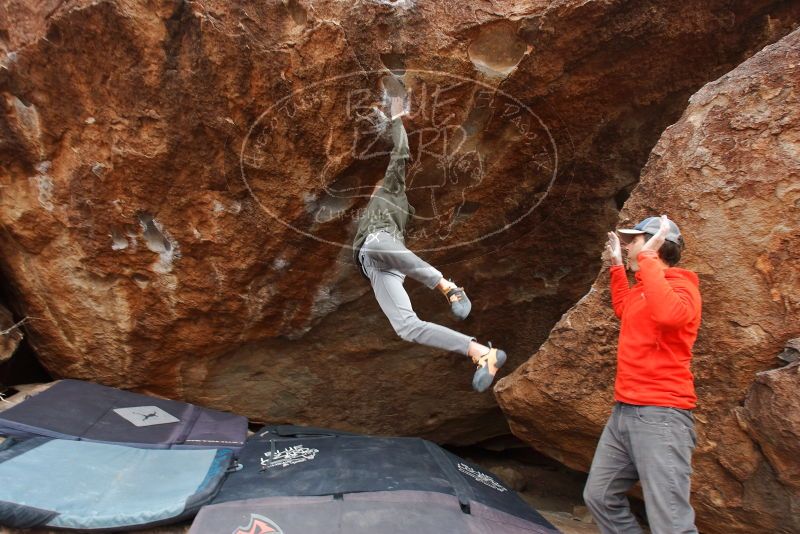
[
  {"xmin": 445, "ymin": 284, "xmax": 471, "ymax": 320},
  {"xmin": 472, "ymin": 343, "xmax": 507, "ymax": 393}
]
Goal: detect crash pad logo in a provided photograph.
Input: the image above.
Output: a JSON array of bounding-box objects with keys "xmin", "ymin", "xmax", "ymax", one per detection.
[
  {"xmin": 457, "ymin": 462, "xmax": 508, "ymax": 492},
  {"xmin": 260, "ymin": 444, "xmax": 320, "ymax": 469},
  {"xmin": 232, "ymin": 514, "xmax": 283, "ymax": 534},
  {"xmin": 112, "ymin": 406, "xmax": 179, "ymax": 427}
]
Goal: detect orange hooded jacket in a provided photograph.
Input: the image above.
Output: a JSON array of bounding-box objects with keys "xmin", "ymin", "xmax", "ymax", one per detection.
[{"xmin": 609, "ymin": 249, "xmax": 702, "ymax": 409}]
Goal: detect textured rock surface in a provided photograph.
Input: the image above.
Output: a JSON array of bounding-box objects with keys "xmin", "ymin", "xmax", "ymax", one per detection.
[
  {"xmin": 496, "ymin": 28, "xmax": 800, "ymax": 533},
  {"xmin": 0, "ymin": 303, "xmax": 22, "ymax": 364},
  {"xmin": 1, "ymin": 0, "xmax": 799, "ymax": 445},
  {"xmin": 737, "ymin": 362, "xmax": 800, "ymax": 495}
]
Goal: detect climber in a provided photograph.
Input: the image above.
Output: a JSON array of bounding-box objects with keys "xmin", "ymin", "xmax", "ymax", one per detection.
[
  {"xmin": 352, "ymin": 95, "xmax": 506, "ymax": 393},
  {"xmin": 583, "ymin": 215, "xmax": 702, "ymax": 534}
]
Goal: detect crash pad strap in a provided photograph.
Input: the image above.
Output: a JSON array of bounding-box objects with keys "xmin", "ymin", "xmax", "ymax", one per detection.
[{"xmin": 422, "ymin": 440, "xmax": 473, "ymax": 514}]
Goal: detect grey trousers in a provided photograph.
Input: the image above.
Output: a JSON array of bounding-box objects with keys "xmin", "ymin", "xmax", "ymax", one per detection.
[
  {"xmin": 359, "ymin": 231, "xmax": 474, "ymax": 356},
  {"xmin": 583, "ymin": 403, "xmax": 698, "ymax": 534}
]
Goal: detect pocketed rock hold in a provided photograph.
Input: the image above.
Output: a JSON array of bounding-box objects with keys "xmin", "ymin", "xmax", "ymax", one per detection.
[
  {"xmin": 0, "ymin": 1, "xmax": 799, "ymax": 449},
  {"xmin": 496, "ymin": 28, "xmax": 800, "ymax": 534}
]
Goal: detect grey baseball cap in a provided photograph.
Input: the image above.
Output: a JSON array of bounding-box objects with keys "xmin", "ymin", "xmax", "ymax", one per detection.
[{"xmin": 617, "ymin": 216, "xmax": 682, "ymax": 244}]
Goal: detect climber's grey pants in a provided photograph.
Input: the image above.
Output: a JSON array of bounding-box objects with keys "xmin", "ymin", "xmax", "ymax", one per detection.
[
  {"xmin": 583, "ymin": 402, "xmax": 698, "ymax": 534},
  {"xmin": 359, "ymin": 231, "xmax": 474, "ymax": 356}
]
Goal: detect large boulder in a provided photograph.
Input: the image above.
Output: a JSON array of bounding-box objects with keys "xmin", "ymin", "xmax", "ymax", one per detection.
[
  {"xmin": 496, "ymin": 28, "xmax": 800, "ymax": 533},
  {"xmin": 1, "ymin": 0, "xmax": 798, "ymax": 444}
]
